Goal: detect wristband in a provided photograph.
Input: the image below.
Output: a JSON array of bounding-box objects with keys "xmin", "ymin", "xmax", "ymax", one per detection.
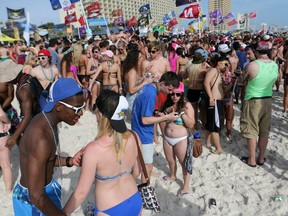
[{"xmin": 66, "ymin": 157, "xmax": 73, "ymax": 167}]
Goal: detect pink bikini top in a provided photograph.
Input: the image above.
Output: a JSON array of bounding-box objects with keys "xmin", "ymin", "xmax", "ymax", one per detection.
[{"xmin": 70, "ymin": 64, "xmax": 78, "ymax": 78}]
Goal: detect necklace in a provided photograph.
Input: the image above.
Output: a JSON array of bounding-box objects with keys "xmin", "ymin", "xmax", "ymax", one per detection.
[
  {"xmin": 42, "ymin": 111, "xmax": 62, "ymax": 179},
  {"xmin": 41, "ymin": 66, "xmax": 54, "ymax": 81}
]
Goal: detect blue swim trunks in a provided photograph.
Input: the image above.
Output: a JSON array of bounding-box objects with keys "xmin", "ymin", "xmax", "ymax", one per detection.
[
  {"xmin": 94, "ymin": 191, "xmax": 142, "ymax": 216},
  {"xmin": 12, "ymin": 179, "xmax": 62, "ymax": 216}
]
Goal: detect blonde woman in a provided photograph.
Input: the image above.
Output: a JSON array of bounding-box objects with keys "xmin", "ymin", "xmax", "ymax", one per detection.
[
  {"xmin": 0, "ymin": 104, "xmax": 12, "ymax": 193},
  {"xmin": 23, "ymin": 53, "xmax": 37, "ymax": 74},
  {"xmin": 184, "ymin": 53, "xmax": 210, "ymax": 128},
  {"xmin": 63, "ymin": 90, "xmax": 142, "ymax": 216}
]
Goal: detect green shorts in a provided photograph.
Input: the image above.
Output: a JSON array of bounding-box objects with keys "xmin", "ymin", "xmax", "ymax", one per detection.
[{"xmin": 240, "ymin": 98, "xmax": 272, "ymax": 139}]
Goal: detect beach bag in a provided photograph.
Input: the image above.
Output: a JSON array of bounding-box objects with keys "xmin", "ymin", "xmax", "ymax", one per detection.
[
  {"xmin": 193, "ymin": 138, "xmax": 203, "ymax": 158},
  {"xmin": 184, "ymin": 130, "xmax": 194, "ymax": 174},
  {"xmin": 130, "ymin": 130, "xmax": 161, "ymax": 213}
]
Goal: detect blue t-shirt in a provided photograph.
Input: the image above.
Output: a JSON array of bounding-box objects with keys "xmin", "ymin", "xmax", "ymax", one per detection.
[{"xmin": 131, "ymin": 84, "xmax": 157, "ymax": 144}]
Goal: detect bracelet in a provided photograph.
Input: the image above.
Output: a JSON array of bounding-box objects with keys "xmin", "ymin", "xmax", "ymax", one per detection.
[{"xmin": 66, "ymin": 157, "xmax": 73, "ymax": 167}]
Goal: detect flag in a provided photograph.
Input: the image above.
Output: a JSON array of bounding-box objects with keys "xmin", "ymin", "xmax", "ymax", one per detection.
[
  {"xmin": 7, "ymin": 8, "xmax": 26, "ymax": 20},
  {"xmin": 237, "ymin": 13, "xmax": 247, "ymax": 30},
  {"xmin": 152, "ymin": 24, "xmax": 164, "ymax": 33},
  {"xmin": 49, "ymin": 0, "xmax": 79, "ymax": 10},
  {"xmin": 168, "ymin": 18, "xmax": 178, "ymax": 29},
  {"xmin": 139, "ymin": 3, "xmax": 150, "ymax": 14},
  {"xmin": 63, "ymin": 4, "xmax": 76, "ymax": 11},
  {"xmin": 64, "ymin": 12, "xmax": 77, "ymax": 25},
  {"xmin": 126, "ymin": 16, "xmax": 137, "ymax": 27},
  {"xmin": 112, "ymin": 9, "xmax": 123, "ymax": 17},
  {"xmin": 23, "ymin": 12, "xmax": 30, "ymax": 46},
  {"xmin": 86, "ymin": 2, "xmax": 101, "ymax": 18},
  {"xmin": 209, "ymin": 9, "xmax": 222, "ymax": 19},
  {"xmin": 138, "ymin": 16, "xmax": 149, "ymax": 26},
  {"xmin": 188, "ymin": 19, "xmax": 197, "ymax": 25},
  {"xmin": 248, "ymin": 12, "xmax": 257, "ymax": 18},
  {"xmin": 164, "ymin": 14, "xmax": 172, "ymax": 21},
  {"xmin": 175, "ymin": 0, "xmax": 198, "ymax": 7},
  {"xmin": 171, "ymin": 11, "xmax": 177, "ymax": 18},
  {"xmin": 223, "ymin": 12, "xmax": 234, "ymax": 21},
  {"xmin": 113, "ymin": 16, "xmax": 124, "ymax": 26},
  {"xmin": 179, "ymin": 3, "xmax": 200, "ymax": 19},
  {"xmin": 227, "ymin": 19, "xmax": 238, "ymax": 26},
  {"xmin": 79, "ymin": 26, "xmax": 86, "ymax": 35},
  {"xmin": 78, "ymin": 16, "xmax": 85, "ymax": 26}
]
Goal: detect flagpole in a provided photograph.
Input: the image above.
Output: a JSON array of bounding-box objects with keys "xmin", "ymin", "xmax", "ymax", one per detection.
[
  {"xmin": 121, "ymin": 9, "xmax": 127, "ymax": 31},
  {"xmin": 79, "ymin": 0, "xmax": 91, "ymax": 38},
  {"xmin": 197, "ymin": 0, "xmax": 201, "ymax": 37}
]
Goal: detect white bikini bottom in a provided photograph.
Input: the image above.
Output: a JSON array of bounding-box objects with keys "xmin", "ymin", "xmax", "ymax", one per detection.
[{"xmin": 164, "ymin": 135, "xmax": 187, "ymax": 146}]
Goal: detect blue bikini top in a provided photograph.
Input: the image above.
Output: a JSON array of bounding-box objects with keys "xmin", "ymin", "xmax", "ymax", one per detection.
[{"xmin": 95, "ymin": 167, "xmax": 132, "ymax": 182}]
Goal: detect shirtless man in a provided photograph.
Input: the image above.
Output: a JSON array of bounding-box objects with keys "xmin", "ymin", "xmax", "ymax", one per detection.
[
  {"xmin": 204, "ymin": 56, "xmax": 235, "ymax": 153},
  {"xmin": 31, "ymin": 49, "xmax": 59, "ymax": 109},
  {"xmin": 12, "ymin": 78, "xmax": 85, "ymax": 216},
  {"xmin": 141, "ymin": 41, "xmax": 171, "ymax": 80}
]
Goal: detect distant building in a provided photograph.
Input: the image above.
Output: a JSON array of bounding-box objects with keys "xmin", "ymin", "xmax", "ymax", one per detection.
[
  {"xmin": 59, "ymin": 0, "xmax": 177, "ymax": 29},
  {"xmin": 208, "ymin": 0, "xmax": 232, "ymax": 31}
]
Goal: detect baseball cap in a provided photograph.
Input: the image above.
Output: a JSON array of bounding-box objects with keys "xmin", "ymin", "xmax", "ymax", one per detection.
[
  {"xmin": 195, "ymin": 49, "xmax": 208, "ymax": 60},
  {"xmin": 192, "ymin": 53, "xmax": 205, "ymax": 64},
  {"xmin": 94, "ymin": 35, "xmax": 101, "ymax": 41},
  {"xmin": 38, "ymin": 49, "xmax": 51, "ymax": 57},
  {"xmin": 96, "ymin": 90, "xmax": 128, "ymax": 133},
  {"xmin": 218, "ymin": 44, "xmax": 231, "ymax": 53},
  {"xmin": 43, "ymin": 78, "xmax": 83, "ymax": 112},
  {"xmin": 173, "ymin": 82, "xmax": 184, "ymax": 93},
  {"xmin": 256, "ymin": 41, "xmax": 271, "ymax": 51}
]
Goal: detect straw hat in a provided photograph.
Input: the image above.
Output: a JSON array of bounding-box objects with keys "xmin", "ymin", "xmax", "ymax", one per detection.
[{"xmin": 0, "ymin": 59, "xmax": 23, "ymax": 82}]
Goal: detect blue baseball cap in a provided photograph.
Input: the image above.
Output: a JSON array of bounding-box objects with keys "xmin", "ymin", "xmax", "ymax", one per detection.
[
  {"xmin": 195, "ymin": 49, "xmax": 209, "ymax": 60},
  {"xmin": 43, "ymin": 78, "xmax": 82, "ymax": 112}
]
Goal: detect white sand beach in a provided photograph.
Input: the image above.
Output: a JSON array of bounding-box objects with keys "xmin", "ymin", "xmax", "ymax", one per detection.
[{"xmin": 0, "ymin": 85, "xmax": 287, "ymax": 216}]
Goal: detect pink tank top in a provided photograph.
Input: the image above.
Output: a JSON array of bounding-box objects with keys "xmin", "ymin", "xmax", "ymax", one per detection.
[
  {"xmin": 70, "ymin": 64, "xmax": 78, "ymax": 78},
  {"xmin": 169, "ymin": 53, "xmax": 179, "ymax": 73}
]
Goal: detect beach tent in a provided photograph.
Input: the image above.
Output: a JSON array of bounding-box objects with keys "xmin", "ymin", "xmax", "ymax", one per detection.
[{"xmin": 0, "ymin": 33, "xmax": 18, "ymax": 42}]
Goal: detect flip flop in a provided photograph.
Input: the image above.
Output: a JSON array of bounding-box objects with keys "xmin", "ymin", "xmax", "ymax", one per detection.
[
  {"xmin": 256, "ymin": 158, "xmax": 266, "ymax": 166},
  {"xmin": 177, "ymin": 191, "xmax": 189, "ymax": 197},
  {"xmin": 240, "ymin": 156, "xmax": 256, "ymax": 168},
  {"xmin": 209, "ymin": 198, "xmax": 217, "ymax": 208},
  {"xmin": 162, "ymin": 176, "xmax": 175, "ymax": 183}
]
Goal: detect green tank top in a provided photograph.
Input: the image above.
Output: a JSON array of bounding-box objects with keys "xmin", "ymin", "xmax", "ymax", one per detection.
[{"xmin": 244, "ymin": 60, "xmax": 278, "ymax": 100}]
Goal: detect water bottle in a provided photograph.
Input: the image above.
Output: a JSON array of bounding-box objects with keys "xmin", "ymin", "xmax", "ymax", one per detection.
[{"xmin": 193, "ymin": 132, "xmax": 201, "ymax": 140}]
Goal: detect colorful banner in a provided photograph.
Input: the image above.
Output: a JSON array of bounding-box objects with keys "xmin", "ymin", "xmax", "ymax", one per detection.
[
  {"xmin": 237, "ymin": 13, "xmax": 247, "ymax": 30},
  {"xmin": 126, "ymin": 16, "xmax": 137, "ymax": 27},
  {"xmin": 223, "ymin": 12, "xmax": 234, "ymax": 21},
  {"xmin": 139, "ymin": 3, "xmax": 150, "ymax": 14},
  {"xmin": 78, "ymin": 16, "xmax": 85, "ymax": 26},
  {"xmin": 49, "ymin": 0, "xmax": 79, "ymax": 10},
  {"xmin": 64, "ymin": 12, "xmax": 77, "ymax": 25},
  {"xmin": 209, "ymin": 9, "xmax": 222, "ymax": 19},
  {"xmin": 175, "ymin": 0, "xmax": 198, "ymax": 7},
  {"xmin": 79, "ymin": 26, "xmax": 86, "ymax": 35},
  {"xmin": 168, "ymin": 18, "xmax": 178, "ymax": 29},
  {"xmin": 7, "ymin": 8, "xmax": 26, "ymax": 20},
  {"xmin": 86, "ymin": 2, "xmax": 102, "ymax": 18},
  {"xmin": 248, "ymin": 12, "xmax": 257, "ymax": 18},
  {"xmin": 227, "ymin": 19, "xmax": 237, "ymax": 26},
  {"xmin": 113, "ymin": 16, "xmax": 124, "ymax": 26},
  {"xmin": 179, "ymin": 3, "xmax": 200, "ymax": 19}
]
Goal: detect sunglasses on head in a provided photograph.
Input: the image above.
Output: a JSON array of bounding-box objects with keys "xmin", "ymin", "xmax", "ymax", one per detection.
[
  {"xmin": 59, "ymin": 101, "xmax": 86, "ymax": 114},
  {"xmin": 169, "ymin": 93, "xmax": 182, "ymax": 97},
  {"xmin": 37, "ymin": 56, "xmax": 47, "ymax": 61},
  {"xmin": 219, "ymin": 61, "xmax": 229, "ymax": 67}
]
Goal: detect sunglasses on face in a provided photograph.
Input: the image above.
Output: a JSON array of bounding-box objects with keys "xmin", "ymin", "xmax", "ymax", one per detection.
[
  {"xmin": 93, "ymin": 51, "xmax": 99, "ymax": 53},
  {"xmin": 169, "ymin": 93, "xmax": 182, "ymax": 97},
  {"xmin": 131, "ymin": 40, "xmax": 136, "ymax": 43},
  {"xmin": 150, "ymin": 50, "xmax": 157, "ymax": 54},
  {"xmin": 59, "ymin": 101, "xmax": 86, "ymax": 114},
  {"xmin": 37, "ymin": 56, "xmax": 47, "ymax": 61},
  {"xmin": 219, "ymin": 61, "xmax": 229, "ymax": 67}
]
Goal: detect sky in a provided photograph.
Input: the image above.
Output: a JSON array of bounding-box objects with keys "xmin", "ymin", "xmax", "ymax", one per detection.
[{"xmin": 0, "ymin": 0, "xmax": 287, "ymax": 30}]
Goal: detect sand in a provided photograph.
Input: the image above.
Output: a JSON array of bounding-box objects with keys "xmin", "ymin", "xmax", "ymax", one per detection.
[{"xmin": 0, "ymin": 86, "xmax": 287, "ymax": 216}]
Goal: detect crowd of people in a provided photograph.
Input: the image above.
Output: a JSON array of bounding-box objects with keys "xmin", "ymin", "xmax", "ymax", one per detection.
[{"xmin": 0, "ymin": 28, "xmax": 287, "ymax": 215}]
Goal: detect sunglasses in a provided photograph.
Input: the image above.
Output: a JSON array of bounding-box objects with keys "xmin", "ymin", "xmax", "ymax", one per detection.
[
  {"xmin": 169, "ymin": 93, "xmax": 182, "ymax": 97},
  {"xmin": 59, "ymin": 101, "xmax": 86, "ymax": 114},
  {"xmin": 150, "ymin": 50, "xmax": 157, "ymax": 54},
  {"xmin": 131, "ymin": 40, "xmax": 136, "ymax": 43},
  {"xmin": 93, "ymin": 51, "xmax": 99, "ymax": 53},
  {"xmin": 37, "ymin": 56, "xmax": 47, "ymax": 61}
]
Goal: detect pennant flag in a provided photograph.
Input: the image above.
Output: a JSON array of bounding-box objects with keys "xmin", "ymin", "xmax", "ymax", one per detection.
[
  {"xmin": 171, "ymin": 11, "xmax": 177, "ymax": 18},
  {"xmin": 63, "ymin": 3, "xmax": 76, "ymax": 11},
  {"xmin": 79, "ymin": 26, "xmax": 86, "ymax": 35},
  {"xmin": 179, "ymin": 3, "xmax": 200, "ymax": 19},
  {"xmin": 227, "ymin": 19, "xmax": 238, "ymax": 26},
  {"xmin": 209, "ymin": 9, "xmax": 222, "ymax": 19},
  {"xmin": 175, "ymin": 0, "xmax": 198, "ymax": 7},
  {"xmin": 126, "ymin": 16, "xmax": 137, "ymax": 27},
  {"xmin": 49, "ymin": 0, "xmax": 79, "ymax": 10},
  {"xmin": 168, "ymin": 18, "xmax": 178, "ymax": 29},
  {"xmin": 23, "ymin": 12, "xmax": 30, "ymax": 46},
  {"xmin": 248, "ymin": 12, "xmax": 257, "ymax": 18},
  {"xmin": 138, "ymin": 16, "xmax": 149, "ymax": 26},
  {"xmin": 112, "ymin": 9, "xmax": 123, "ymax": 17},
  {"xmin": 113, "ymin": 16, "xmax": 124, "ymax": 26},
  {"xmin": 78, "ymin": 16, "xmax": 85, "ymax": 26},
  {"xmin": 139, "ymin": 3, "xmax": 150, "ymax": 14},
  {"xmin": 86, "ymin": 2, "xmax": 102, "ymax": 18},
  {"xmin": 64, "ymin": 12, "xmax": 77, "ymax": 25},
  {"xmin": 7, "ymin": 8, "xmax": 26, "ymax": 20},
  {"xmin": 223, "ymin": 12, "xmax": 234, "ymax": 21}
]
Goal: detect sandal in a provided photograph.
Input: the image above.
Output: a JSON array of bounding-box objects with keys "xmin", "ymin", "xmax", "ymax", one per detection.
[{"xmin": 240, "ymin": 157, "xmax": 256, "ymax": 167}]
